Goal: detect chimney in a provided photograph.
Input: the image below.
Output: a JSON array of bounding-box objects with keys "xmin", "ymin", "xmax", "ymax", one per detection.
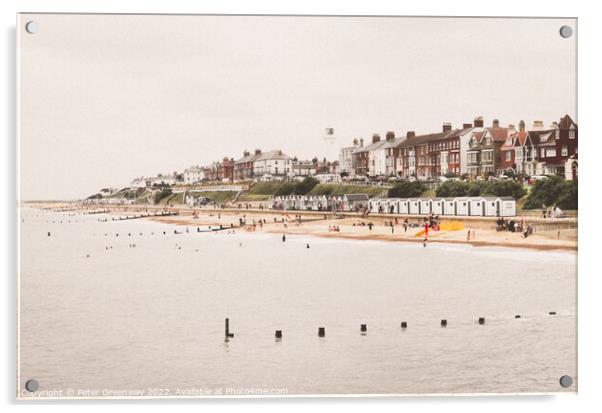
[
  {"xmin": 492, "ymin": 119, "xmax": 500, "ymax": 128},
  {"xmin": 352, "ymin": 138, "xmax": 358, "ymax": 146},
  {"xmin": 519, "ymin": 120, "xmax": 525, "ymax": 132},
  {"xmin": 243, "ymin": 150, "xmax": 250, "ymax": 157},
  {"xmin": 386, "ymin": 131, "xmax": 396, "ymax": 141},
  {"xmin": 406, "ymin": 131, "xmax": 416, "ymax": 139},
  {"xmin": 551, "ymin": 121, "xmax": 559, "ymax": 128},
  {"xmin": 442, "ymin": 122, "xmax": 452, "ymax": 133},
  {"xmin": 359, "ymin": 138, "xmax": 364, "ymax": 147},
  {"xmin": 254, "ymin": 149, "xmax": 262, "ymax": 155},
  {"xmin": 474, "ymin": 116, "xmax": 484, "ymax": 128},
  {"xmin": 372, "ymin": 133, "xmax": 381, "ymax": 144},
  {"xmin": 532, "ymin": 120, "xmax": 544, "ymax": 129},
  {"xmin": 462, "ymin": 123, "xmax": 472, "ymax": 129}
]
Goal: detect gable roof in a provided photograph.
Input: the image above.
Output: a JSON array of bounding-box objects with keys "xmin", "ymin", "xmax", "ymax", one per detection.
[
  {"xmin": 235, "ymin": 153, "xmax": 262, "ymax": 164},
  {"xmin": 353, "ymin": 139, "xmax": 389, "ymax": 153},
  {"xmin": 558, "ymin": 114, "xmax": 577, "ymax": 130},
  {"xmin": 255, "ymin": 150, "xmax": 290, "ymax": 161}
]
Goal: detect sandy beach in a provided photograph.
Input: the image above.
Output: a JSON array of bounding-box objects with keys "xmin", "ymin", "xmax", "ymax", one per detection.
[{"xmin": 21, "ymin": 202, "xmax": 577, "ymax": 251}]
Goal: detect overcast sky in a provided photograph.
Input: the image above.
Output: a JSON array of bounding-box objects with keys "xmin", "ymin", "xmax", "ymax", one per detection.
[{"xmin": 18, "ymin": 14, "xmax": 576, "ymax": 200}]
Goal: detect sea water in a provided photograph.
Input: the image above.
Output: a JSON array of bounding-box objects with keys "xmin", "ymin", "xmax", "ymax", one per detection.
[{"xmin": 18, "ymin": 208, "xmax": 577, "ymax": 396}]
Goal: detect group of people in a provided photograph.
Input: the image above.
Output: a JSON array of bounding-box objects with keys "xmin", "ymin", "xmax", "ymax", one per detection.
[
  {"xmin": 328, "ymin": 225, "xmax": 341, "ymax": 232},
  {"xmin": 494, "ymin": 217, "xmax": 535, "ymax": 238}
]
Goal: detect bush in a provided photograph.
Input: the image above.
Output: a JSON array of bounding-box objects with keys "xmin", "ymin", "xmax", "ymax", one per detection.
[
  {"xmin": 276, "ymin": 182, "xmax": 295, "ymax": 196},
  {"xmin": 154, "ymin": 188, "xmax": 173, "ymax": 204},
  {"xmin": 294, "ymin": 177, "xmax": 319, "ymax": 195},
  {"xmin": 388, "ymin": 181, "xmax": 426, "ymax": 198},
  {"xmin": 524, "ymin": 176, "xmax": 577, "ymax": 210},
  {"xmin": 435, "ymin": 180, "xmax": 525, "ymax": 199}
]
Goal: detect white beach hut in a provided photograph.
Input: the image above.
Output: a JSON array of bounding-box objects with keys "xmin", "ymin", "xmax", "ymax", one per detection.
[
  {"xmin": 454, "ymin": 197, "xmax": 470, "ymax": 216},
  {"xmin": 469, "ymin": 197, "xmax": 486, "ymax": 216},
  {"xmin": 483, "ymin": 197, "xmax": 501, "ymax": 217},
  {"xmin": 432, "ymin": 198, "xmax": 444, "ymax": 215},
  {"xmin": 500, "ymin": 197, "xmax": 517, "ymax": 217},
  {"xmin": 397, "ymin": 199, "xmax": 410, "ymax": 215},
  {"xmin": 409, "ymin": 198, "xmax": 421, "ymax": 215},
  {"xmin": 443, "ymin": 198, "xmax": 456, "ymax": 216},
  {"xmin": 420, "ymin": 198, "xmax": 433, "ymax": 215}
]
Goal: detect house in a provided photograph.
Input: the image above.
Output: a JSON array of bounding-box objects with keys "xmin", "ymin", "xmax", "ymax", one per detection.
[
  {"xmin": 529, "ymin": 115, "xmax": 578, "ymax": 176},
  {"xmin": 292, "ymin": 160, "xmax": 317, "ymax": 178},
  {"xmin": 217, "ymin": 157, "xmax": 234, "ymax": 182},
  {"xmin": 499, "ymin": 125, "xmax": 517, "ymax": 173},
  {"xmin": 234, "ymin": 150, "xmax": 262, "ymax": 181},
  {"xmin": 183, "ymin": 166, "xmax": 205, "ymax": 185},
  {"xmin": 352, "ymin": 135, "xmax": 387, "ymax": 177},
  {"xmin": 512, "ymin": 122, "xmax": 537, "ymax": 176},
  {"xmin": 338, "ymin": 139, "xmax": 361, "ymax": 175},
  {"xmin": 466, "ymin": 119, "xmax": 509, "ymax": 177},
  {"xmin": 565, "ymin": 154, "xmax": 578, "ymax": 181},
  {"xmin": 253, "ymin": 149, "xmax": 292, "ymax": 180}
]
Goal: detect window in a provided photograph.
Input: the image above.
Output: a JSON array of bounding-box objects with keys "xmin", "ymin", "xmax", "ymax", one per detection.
[
  {"xmin": 569, "ymin": 130, "xmax": 575, "ymax": 139},
  {"xmin": 562, "ymin": 146, "xmax": 568, "ymax": 156},
  {"xmin": 546, "ymin": 148, "xmax": 556, "ymax": 157},
  {"xmin": 555, "ymin": 130, "xmax": 560, "ymax": 140},
  {"xmin": 505, "ymin": 151, "xmax": 511, "ymax": 161},
  {"xmin": 541, "ymin": 148, "xmax": 546, "ymax": 158}
]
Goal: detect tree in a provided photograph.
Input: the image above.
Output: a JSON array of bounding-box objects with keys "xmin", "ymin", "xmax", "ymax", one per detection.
[
  {"xmin": 436, "ymin": 181, "xmax": 468, "ymax": 197},
  {"xmin": 276, "ymin": 182, "xmax": 295, "ymax": 196},
  {"xmin": 388, "ymin": 181, "xmax": 426, "ymax": 198},
  {"xmin": 523, "ymin": 175, "xmax": 576, "ymax": 209},
  {"xmin": 154, "ymin": 188, "xmax": 172, "ymax": 204},
  {"xmin": 444, "ymin": 172, "xmax": 457, "ymax": 179},
  {"xmin": 294, "ymin": 176, "xmax": 320, "ymax": 195}
]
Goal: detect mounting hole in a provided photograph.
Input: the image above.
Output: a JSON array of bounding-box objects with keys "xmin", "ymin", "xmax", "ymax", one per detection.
[
  {"xmin": 25, "ymin": 379, "xmax": 39, "ymax": 392},
  {"xmin": 559, "ymin": 25, "xmax": 573, "ymax": 39},
  {"xmin": 25, "ymin": 21, "xmax": 38, "ymax": 34},
  {"xmin": 559, "ymin": 375, "xmax": 573, "ymax": 388}
]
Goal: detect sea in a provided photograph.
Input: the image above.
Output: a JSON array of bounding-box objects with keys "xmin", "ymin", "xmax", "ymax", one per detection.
[{"xmin": 18, "ymin": 207, "xmax": 577, "ymax": 397}]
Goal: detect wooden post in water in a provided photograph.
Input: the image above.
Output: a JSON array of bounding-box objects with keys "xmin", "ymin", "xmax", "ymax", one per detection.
[
  {"xmin": 275, "ymin": 330, "xmax": 282, "ymax": 339},
  {"xmin": 401, "ymin": 321, "xmax": 408, "ymax": 329},
  {"xmin": 360, "ymin": 324, "xmax": 367, "ymax": 333},
  {"xmin": 440, "ymin": 319, "xmax": 447, "ymax": 327},
  {"xmin": 478, "ymin": 317, "xmax": 485, "ymax": 325},
  {"xmin": 225, "ymin": 318, "xmax": 234, "ymax": 340},
  {"xmin": 318, "ymin": 327, "xmax": 325, "ymax": 337}
]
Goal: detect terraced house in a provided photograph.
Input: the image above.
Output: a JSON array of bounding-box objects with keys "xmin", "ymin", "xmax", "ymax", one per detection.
[{"xmin": 466, "ymin": 119, "xmax": 510, "ymax": 177}]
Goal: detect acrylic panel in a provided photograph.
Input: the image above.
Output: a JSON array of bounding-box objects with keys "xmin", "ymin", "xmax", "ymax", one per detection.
[{"xmin": 17, "ymin": 14, "xmax": 577, "ymax": 398}]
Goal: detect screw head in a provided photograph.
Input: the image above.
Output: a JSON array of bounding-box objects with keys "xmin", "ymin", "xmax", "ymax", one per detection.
[
  {"xmin": 25, "ymin": 21, "xmax": 38, "ymax": 34},
  {"xmin": 559, "ymin": 25, "xmax": 573, "ymax": 39},
  {"xmin": 559, "ymin": 375, "xmax": 573, "ymax": 388},
  {"xmin": 25, "ymin": 379, "xmax": 39, "ymax": 392}
]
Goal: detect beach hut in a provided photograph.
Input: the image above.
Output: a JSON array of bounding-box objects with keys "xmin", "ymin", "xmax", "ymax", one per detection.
[
  {"xmin": 483, "ymin": 197, "xmax": 501, "ymax": 217},
  {"xmin": 469, "ymin": 197, "xmax": 486, "ymax": 216},
  {"xmin": 408, "ymin": 198, "xmax": 421, "ymax": 215},
  {"xmin": 345, "ymin": 194, "xmax": 370, "ymax": 212},
  {"xmin": 443, "ymin": 198, "xmax": 456, "ymax": 216},
  {"xmin": 454, "ymin": 197, "xmax": 470, "ymax": 216},
  {"xmin": 396, "ymin": 199, "xmax": 410, "ymax": 215},
  {"xmin": 432, "ymin": 198, "xmax": 444, "ymax": 215},
  {"xmin": 420, "ymin": 198, "xmax": 433, "ymax": 215},
  {"xmin": 500, "ymin": 197, "xmax": 517, "ymax": 217}
]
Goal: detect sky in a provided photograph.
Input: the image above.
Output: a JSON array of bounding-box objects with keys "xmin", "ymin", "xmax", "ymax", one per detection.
[{"xmin": 18, "ymin": 14, "xmax": 576, "ymax": 200}]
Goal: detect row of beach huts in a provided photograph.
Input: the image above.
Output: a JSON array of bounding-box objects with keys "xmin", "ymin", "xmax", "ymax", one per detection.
[{"xmin": 269, "ymin": 194, "xmax": 517, "ymax": 217}]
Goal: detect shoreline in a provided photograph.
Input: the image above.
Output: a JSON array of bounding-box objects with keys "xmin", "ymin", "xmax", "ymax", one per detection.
[{"xmin": 22, "ymin": 203, "xmax": 578, "ymax": 252}]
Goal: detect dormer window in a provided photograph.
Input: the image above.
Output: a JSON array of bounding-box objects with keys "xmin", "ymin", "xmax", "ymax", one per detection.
[{"xmin": 569, "ymin": 130, "xmax": 575, "ymax": 139}]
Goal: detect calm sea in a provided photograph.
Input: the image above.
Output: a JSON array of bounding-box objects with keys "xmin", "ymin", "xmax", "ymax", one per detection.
[{"xmin": 18, "ymin": 208, "xmax": 577, "ymax": 396}]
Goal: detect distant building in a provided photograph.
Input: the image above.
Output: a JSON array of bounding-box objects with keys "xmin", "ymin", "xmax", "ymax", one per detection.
[
  {"xmin": 253, "ymin": 149, "xmax": 292, "ymax": 179},
  {"xmin": 338, "ymin": 139, "xmax": 361, "ymax": 175},
  {"xmin": 183, "ymin": 166, "xmax": 205, "ymax": 185},
  {"xmin": 292, "ymin": 160, "xmax": 317, "ymax": 177},
  {"xmin": 234, "ymin": 149, "xmax": 262, "ymax": 181}
]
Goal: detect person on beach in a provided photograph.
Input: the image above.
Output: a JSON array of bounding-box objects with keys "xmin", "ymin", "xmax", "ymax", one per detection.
[
  {"xmin": 467, "ymin": 230, "xmax": 471, "ymax": 242},
  {"xmin": 391, "ymin": 225, "xmax": 394, "ymax": 234},
  {"xmin": 282, "ymin": 234, "xmax": 286, "ymax": 242},
  {"xmin": 368, "ymin": 222, "xmax": 373, "ymax": 231},
  {"xmin": 403, "ymin": 218, "xmax": 409, "ymax": 233}
]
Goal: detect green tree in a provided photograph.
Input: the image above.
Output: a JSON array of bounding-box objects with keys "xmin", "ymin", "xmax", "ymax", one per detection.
[
  {"xmin": 524, "ymin": 176, "xmax": 576, "ymax": 209},
  {"xmin": 294, "ymin": 176, "xmax": 320, "ymax": 195},
  {"xmin": 276, "ymin": 182, "xmax": 296, "ymax": 196},
  {"xmin": 388, "ymin": 181, "xmax": 426, "ymax": 198}
]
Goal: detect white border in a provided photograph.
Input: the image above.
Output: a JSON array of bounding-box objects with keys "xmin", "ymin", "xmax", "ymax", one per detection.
[{"xmin": 3, "ymin": 0, "xmax": 601, "ymax": 412}]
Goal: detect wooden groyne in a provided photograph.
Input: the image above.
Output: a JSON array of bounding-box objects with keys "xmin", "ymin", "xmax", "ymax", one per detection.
[{"xmin": 108, "ymin": 211, "xmax": 179, "ymax": 221}]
